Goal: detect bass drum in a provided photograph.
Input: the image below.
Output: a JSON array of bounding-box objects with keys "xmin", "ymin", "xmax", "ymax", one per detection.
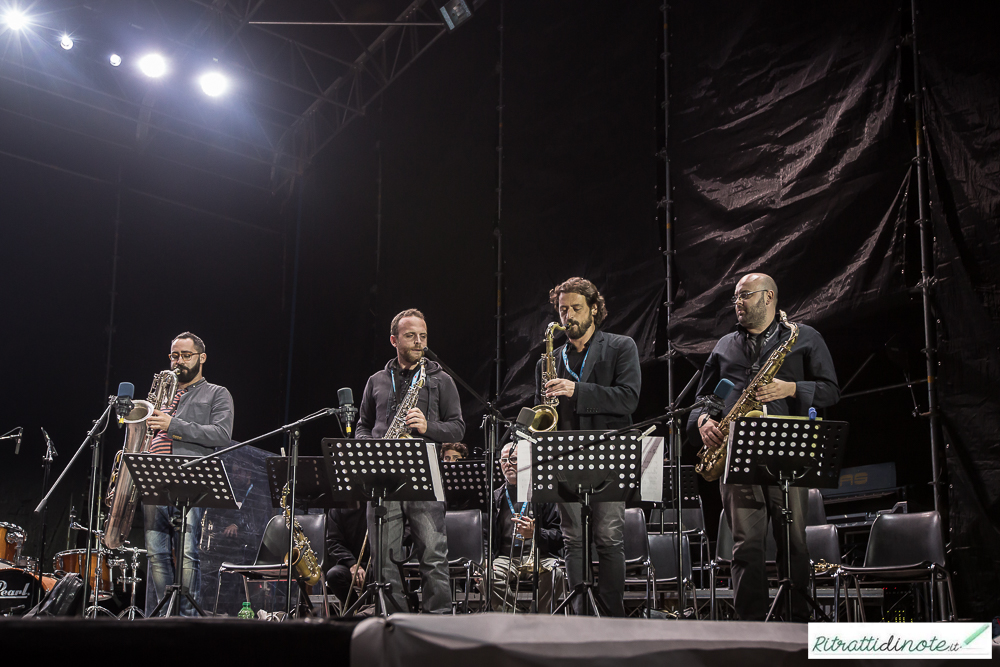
[
  {"xmin": 0, "ymin": 567, "xmax": 56, "ymax": 615},
  {"xmin": 0, "ymin": 522, "xmax": 26, "ymax": 566},
  {"xmin": 53, "ymin": 549, "xmax": 113, "ymax": 600}
]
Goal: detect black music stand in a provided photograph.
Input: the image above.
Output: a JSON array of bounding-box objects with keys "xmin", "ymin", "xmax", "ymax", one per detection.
[
  {"xmin": 441, "ymin": 459, "xmax": 489, "ymax": 510},
  {"xmin": 125, "ymin": 453, "xmax": 239, "ymax": 617},
  {"xmin": 266, "ymin": 456, "xmax": 358, "ymax": 509},
  {"xmin": 520, "ymin": 431, "xmax": 642, "ymax": 616},
  {"xmin": 320, "ymin": 437, "xmax": 444, "ymax": 617},
  {"xmin": 724, "ymin": 416, "xmax": 849, "ymax": 622}
]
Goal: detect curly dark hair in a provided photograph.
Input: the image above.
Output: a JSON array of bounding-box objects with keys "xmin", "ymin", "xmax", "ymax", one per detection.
[
  {"xmin": 549, "ymin": 277, "xmax": 607, "ymax": 329},
  {"xmin": 441, "ymin": 443, "xmax": 468, "ymax": 458}
]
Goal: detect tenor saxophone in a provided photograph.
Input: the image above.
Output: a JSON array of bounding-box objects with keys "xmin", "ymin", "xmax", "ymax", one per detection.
[
  {"xmin": 103, "ymin": 368, "xmax": 180, "ymax": 549},
  {"xmin": 280, "ymin": 482, "xmax": 322, "ymax": 586},
  {"xmin": 385, "ymin": 356, "xmax": 426, "ymax": 439},
  {"xmin": 695, "ymin": 311, "xmax": 800, "ymax": 482},
  {"xmin": 529, "ymin": 322, "xmax": 566, "ymax": 432}
]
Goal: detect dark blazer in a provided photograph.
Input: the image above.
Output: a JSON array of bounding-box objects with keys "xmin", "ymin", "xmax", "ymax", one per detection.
[
  {"xmin": 534, "ymin": 330, "xmax": 641, "ymax": 430},
  {"xmin": 486, "ymin": 484, "xmax": 563, "ymax": 559}
]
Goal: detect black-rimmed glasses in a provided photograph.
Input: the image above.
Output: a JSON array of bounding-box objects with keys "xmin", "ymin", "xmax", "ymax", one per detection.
[{"xmin": 168, "ymin": 351, "xmax": 201, "ymax": 361}]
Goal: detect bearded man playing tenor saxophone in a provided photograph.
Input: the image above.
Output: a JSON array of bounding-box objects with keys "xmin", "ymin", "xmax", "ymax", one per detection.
[
  {"xmin": 536, "ymin": 277, "xmax": 641, "ymax": 616},
  {"xmin": 356, "ymin": 309, "xmax": 465, "ymax": 613},
  {"xmin": 688, "ymin": 273, "xmax": 839, "ymax": 621}
]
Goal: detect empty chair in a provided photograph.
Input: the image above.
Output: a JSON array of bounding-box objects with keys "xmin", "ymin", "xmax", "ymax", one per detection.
[
  {"xmin": 444, "ymin": 509, "xmax": 484, "ymax": 613},
  {"xmin": 838, "ymin": 511, "xmax": 956, "ymax": 622},
  {"xmin": 214, "ymin": 513, "xmax": 329, "ymax": 618},
  {"xmin": 647, "ymin": 502, "xmax": 711, "ymax": 587},
  {"xmin": 806, "ymin": 488, "xmax": 827, "ymax": 526},
  {"xmin": 647, "ymin": 533, "xmax": 697, "ymax": 618},
  {"xmin": 622, "ymin": 507, "xmax": 653, "ymax": 615}
]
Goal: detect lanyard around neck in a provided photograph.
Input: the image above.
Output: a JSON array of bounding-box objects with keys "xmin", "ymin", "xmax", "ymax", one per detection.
[{"xmin": 561, "ymin": 344, "xmax": 591, "ymax": 382}]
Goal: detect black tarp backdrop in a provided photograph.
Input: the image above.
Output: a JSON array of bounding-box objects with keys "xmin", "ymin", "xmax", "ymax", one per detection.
[{"xmin": 920, "ymin": 1, "xmax": 1000, "ymax": 622}]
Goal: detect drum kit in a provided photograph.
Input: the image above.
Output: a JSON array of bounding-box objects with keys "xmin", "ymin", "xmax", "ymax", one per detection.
[{"xmin": 0, "ymin": 521, "xmax": 147, "ymax": 619}]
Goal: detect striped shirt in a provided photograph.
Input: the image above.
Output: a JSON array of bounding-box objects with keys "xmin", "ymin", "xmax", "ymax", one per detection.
[{"xmin": 148, "ymin": 387, "xmax": 189, "ymax": 455}]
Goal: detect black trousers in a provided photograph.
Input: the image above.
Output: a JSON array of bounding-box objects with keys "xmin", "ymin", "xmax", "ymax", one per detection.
[{"xmin": 721, "ymin": 483, "xmax": 811, "ymax": 621}]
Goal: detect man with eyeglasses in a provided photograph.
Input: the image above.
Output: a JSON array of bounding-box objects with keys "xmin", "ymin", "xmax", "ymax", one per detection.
[
  {"xmin": 356, "ymin": 309, "xmax": 464, "ymax": 613},
  {"xmin": 687, "ymin": 273, "xmax": 839, "ymax": 622},
  {"xmin": 482, "ymin": 442, "xmax": 564, "ymax": 612},
  {"xmin": 143, "ymin": 331, "xmax": 235, "ymax": 616}
]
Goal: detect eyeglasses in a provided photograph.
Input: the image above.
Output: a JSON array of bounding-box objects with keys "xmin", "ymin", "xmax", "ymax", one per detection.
[
  {"xmin": 168, "ymin": 351, "xmax": 201, "ymax": 361},
  {"xmin": 500, "ymin": 457, "xmax": 518, "ymax": 465},
  {"xmin": 730, "ymin": 289, "xmax": 768, "ymax": 304}
]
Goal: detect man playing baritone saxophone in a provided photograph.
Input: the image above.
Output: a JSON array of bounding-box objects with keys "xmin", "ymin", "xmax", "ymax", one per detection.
[
  {"xmin": 144, "ymin": 332, "xmax": 234, "ymax": 616},
  {"xmin": 356, "ymin": 309, "xmax": 465, "ymax": 613},
  {"xmin": 687, "ymin": 273, "xmax": 839, "ymax": 621},
  {"xmin": 536, "ymin": 277, "xmax": 640, "ymax": 616}
]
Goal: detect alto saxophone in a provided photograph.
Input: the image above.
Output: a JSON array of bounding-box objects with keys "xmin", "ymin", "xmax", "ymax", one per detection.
[
  {"xmin": 385, "ymin": 356, "xmax": 426, "ymax": 439},
  {"xmin": 280, "ymin": 482, "xmax": 322, "ymax": 586},
  {"xmin": 103, "ymin": 368, "xmax": 181, "ymax": 549},
  {"xmin": 695, "ymin": 310, "xmax": 800, "ymax": 482},
  {"xmin": 529, "ymin": 322, "xmax": 566, "ymax": 432}
]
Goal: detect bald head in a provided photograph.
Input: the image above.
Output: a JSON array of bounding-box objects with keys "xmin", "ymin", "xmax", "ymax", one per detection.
[{"xmin": 734, "ymin": 273, "xmax": 778, "ymax": 333}]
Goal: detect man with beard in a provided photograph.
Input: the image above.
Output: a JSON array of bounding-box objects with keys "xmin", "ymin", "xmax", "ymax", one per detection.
[
  {"xmin": 536, "ymin": 277, "xmax": 640, "ymax": 616},
  {"xmin": 687, "ymin": 273, "xmax": 839, "ymax": 621},
  {"xmin": 357, "ymin": 309, "xmax": 464, "ymax": 613},
  {"xmin": 144, "ymin": 332, "xmax": 235, "ymax": 616}
]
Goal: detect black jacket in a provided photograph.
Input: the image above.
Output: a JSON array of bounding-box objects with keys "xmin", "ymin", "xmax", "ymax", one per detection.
[
  {"xmin": 534, "ymin": 330, "xmax": 641, "ymax": 430},
  {"xmin": 686, "ymin": 318, "xmax": 840, "ymax": 445},
  {"xmin": 326, "ymin": 506, "xmax": 368, "ymax": 568},
  {"xmin": 357, "ymin": 358, "xmax": 465, "ymax": 442},
  {"xmin": 486, "ymin": 484, "xmax": 563, "ymax": 559}
]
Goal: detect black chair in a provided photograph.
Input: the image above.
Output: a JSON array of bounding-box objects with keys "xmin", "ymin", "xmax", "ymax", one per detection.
[
  {"xmin": 214, "ymin": 513, "xmax": 330, "ymax": 618},
  {"xmin": 622, "ymin": 507, "xmax": 653, "ymax": 615},
  {"xmin": 838, "ymin": 511, "xmax": 956, "ymax": 622},
  {"xmin": 647, "ymin": 502, "xmax": 711, "ymax": 587},
  {"xmin": 647, "ymin": 533, "xmax": 698, "ymax": 618},
  {"xmin": 709, "ymin": 510, "xmax": 777, "ymax": 620},
  {"xmin": 806, "ymin": 488, "xmax": 827, "ymax": 526},
  {"xmin": 444, "ymin": 509, "xmax": 484, "ymax": 613},
  {"xmin": 805, "ymin": 523, "xmax": 842, "ymax": 620}
]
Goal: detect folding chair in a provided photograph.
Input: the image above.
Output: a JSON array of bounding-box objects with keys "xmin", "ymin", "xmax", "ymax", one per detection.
[
  {"xmin": 805, "ymin": 523, "xmax": 842, "ymax": 620},
  {"xmin": 444, "ymin": 509, "xmax": 484, "ymax": 613},
  {"xmin": 647, "ymin": 533, "xmax": 698, "ymax": 617}
]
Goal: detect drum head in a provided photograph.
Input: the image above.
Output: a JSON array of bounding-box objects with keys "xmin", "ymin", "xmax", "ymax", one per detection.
[{"xmin": 0, "ymin": 568, "xmax": 37, "ymax": 614}]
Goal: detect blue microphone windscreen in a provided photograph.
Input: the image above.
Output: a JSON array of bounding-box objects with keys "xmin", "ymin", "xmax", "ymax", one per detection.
[
  {"xmin": 117, "ymin": 382, "xmax": 135, "ymax": 399},
  {"xmin": 714, "ymin": 378, "xmax": 736, "ymax": 400}
]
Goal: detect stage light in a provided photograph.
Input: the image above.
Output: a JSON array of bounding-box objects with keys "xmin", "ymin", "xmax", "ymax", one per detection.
[
  {"xmin": 198, "ymin": 71, "xmax": 228, "ymax": 97},
  {"xmin": 3, "ymin": 9, "xmax": 28, "ymax": 30},
  {"xmin": 138, "ymin": 53, "xmax": 167, "ymax": 78},
  {"xmin": 109, "ymin": 53, "xmax": 122, "ymax": 67},
  {"xmin": 60, "ymin": 35, "xmax": 73, "ymax": 50}
]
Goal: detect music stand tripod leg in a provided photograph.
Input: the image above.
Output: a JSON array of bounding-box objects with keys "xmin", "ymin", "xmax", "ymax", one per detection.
[
  {"xmin": 344, "ymin": 494, "xmax": 404, "ymax": 618},
  {"xmin": 551, "ymin": 491, "xmax": 609, "ymax": 617}
]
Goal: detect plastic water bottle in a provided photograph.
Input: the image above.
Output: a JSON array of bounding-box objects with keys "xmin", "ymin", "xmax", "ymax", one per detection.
[{"xmin": 237, "ymin": 602, "xmax": 254, "ymax": 619}]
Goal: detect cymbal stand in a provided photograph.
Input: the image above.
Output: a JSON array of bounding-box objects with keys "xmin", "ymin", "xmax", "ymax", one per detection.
[{"xmin": 116, "ymin": 544, "xmax": 147, "ymax": 620}]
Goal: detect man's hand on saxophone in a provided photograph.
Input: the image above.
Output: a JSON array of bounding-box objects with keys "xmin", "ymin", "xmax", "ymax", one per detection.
[
  {"xmin": 544, "ymin": 378, "xmax": 576, "ymax": 399},
  {"xmin": 755, "ymin": 377, "xmax": 796, "ymax": 402},
  {"xmin": 404, "ymin": 407, "xmax": 427, "ymax": 434},
  {"xmin": 147, "ymin": 408, "xmax": 172, "ymax": 433},
  {"xmin": 697, "ymin": 414, "xmax": 724, "ymax": 449}
]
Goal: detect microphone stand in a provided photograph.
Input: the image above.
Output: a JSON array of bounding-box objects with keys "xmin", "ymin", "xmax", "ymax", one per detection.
[
  {"xmin": 422, "ymin": 347, "xmax": 509, "ymax": 610},
  {"xmin": 180, "ymin": 406, "xmax": 346, "ymax": 617},
  {"xmin": 34, "ymin": 396, "xmax": 116, "ymax": 617},
  {"xmin": 34, "ymin": 431, "xmax": 58, "ymax": 608}
]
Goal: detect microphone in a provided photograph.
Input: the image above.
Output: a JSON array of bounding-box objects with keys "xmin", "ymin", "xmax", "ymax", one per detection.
[
  {"xmin": 41, "ymin": 427, "xmax": 57, "ymax": 456},
  {"xmin": 116, "ymin": 382, "xmax": 135, "ymax": 425},
  {"xmin": 703, "ymin": 378, "xmax": 736, "ymax": 422},
  {"xmin": 336, "ymin": 387, "xmax": 357, "ymax": 435},
  {"xmin": 15, "ymin": 427, "xmax": 22, "ymax": 455},
  {"xmin": 501, "ymin": 407, "xmax": 537, "ymax": 446}
]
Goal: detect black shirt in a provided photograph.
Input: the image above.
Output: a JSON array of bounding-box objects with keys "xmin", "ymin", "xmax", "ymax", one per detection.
[{"xmin": 556, "ymin": 338, "xmax": 592, "ymax": 430}]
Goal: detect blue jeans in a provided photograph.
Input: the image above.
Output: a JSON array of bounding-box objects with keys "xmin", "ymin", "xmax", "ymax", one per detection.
[
  {"xmin": 143, "ymin": 504, "xmax": 204, "ymax": 616},
  {"xmin": 368, "ymin": 500, "xmax": 451, "ymax": 613},
  {"xmin": 558, "ymin": 501, "xmax": 626, "ymax": 616}
]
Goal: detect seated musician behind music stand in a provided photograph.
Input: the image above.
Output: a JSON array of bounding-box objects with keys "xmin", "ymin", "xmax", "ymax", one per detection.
[
  {"xmin": 325, "ymin": 506, "xmax": 368, "ymax": 606},
  {"xmin": 483, "ymin": 442, "xmax": 564, "ymax": 612},
  {"xmin": 440, "ymin": 442, "xmax": 468, "ymax": 462}
]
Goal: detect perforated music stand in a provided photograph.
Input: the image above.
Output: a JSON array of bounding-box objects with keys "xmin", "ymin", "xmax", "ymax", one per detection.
[
  {"xmin": 441, "ymin": 459, "xmax": 489, "ymax": 510},
  {"xmin": 266, "ymin": 456, "xmax": 357, "ymax": 509},
  {"xmin": 320, "ymin": 437, "xmax": 443, "ymax": 617},
  {"xmin": 652, "ymin": 464, "xmax": 701, "ymax": 531},
  {"xmin": 724, "ymin": 416, "xmax": 849, "ymax": 622},
  {"xmin": 124, "ymin": 453, "xmax": 238, "ymax": 617},
  {"xmin": 518, "ymin": 430, "xmax": 641, "ymax": 616}
]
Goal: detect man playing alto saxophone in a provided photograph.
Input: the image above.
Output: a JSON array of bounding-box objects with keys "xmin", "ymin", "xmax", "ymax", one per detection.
[
  {"xmin": 356, "ymin": 309, "xmax": 465, "ymax": 613},
  {"xmin": 144, "ymin": 332, "xmax": 234, "ymax": 616},
  {"xmin": 688, "ymin": 273, "xmax": 839, "ymax": 621}
]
